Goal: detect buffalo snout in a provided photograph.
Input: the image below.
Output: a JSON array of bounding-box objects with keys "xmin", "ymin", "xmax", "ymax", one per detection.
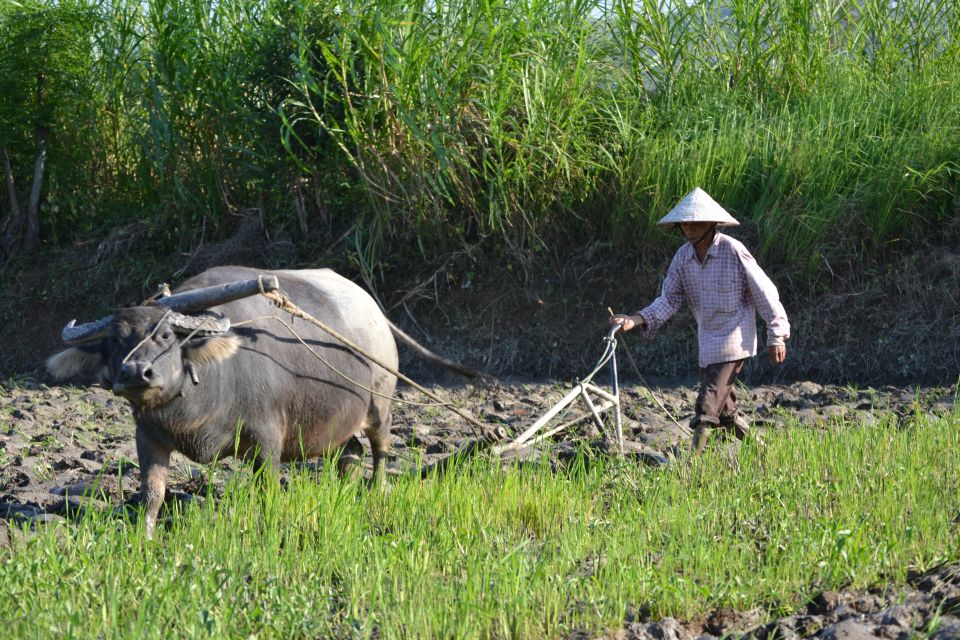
[{"xmin": 114, "ymin": 360, "xmax": 157, "ymax": 390}]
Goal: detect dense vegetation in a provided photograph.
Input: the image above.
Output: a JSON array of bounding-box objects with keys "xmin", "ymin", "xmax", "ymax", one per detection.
[
  {"xmin": 1, "ymin": 415, "xmax": 957, "ymax": 637},
  {"xmin": 1, "ymin": 0, "xmax": 958, "ymax": 277}
]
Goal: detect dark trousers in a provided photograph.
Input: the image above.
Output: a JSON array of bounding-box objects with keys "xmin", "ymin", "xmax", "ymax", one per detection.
[{"xmin": 691, "ymin": 359, "xmax": 748, "ymax": 454}]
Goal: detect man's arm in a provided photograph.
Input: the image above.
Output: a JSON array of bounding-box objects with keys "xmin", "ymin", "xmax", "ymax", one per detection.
[
  {"xmin": 736, "ymin": 245, "xmax": 790, "ymax": 363},
  {"xmin": 610, "ymin": 253, "xmax": 685, "ymax": 333}
]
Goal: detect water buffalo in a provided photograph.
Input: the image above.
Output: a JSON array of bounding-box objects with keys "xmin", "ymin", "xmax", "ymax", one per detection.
[{"xmin": 46, "ymin": 266, "xmax": 475, "ymax": 536}]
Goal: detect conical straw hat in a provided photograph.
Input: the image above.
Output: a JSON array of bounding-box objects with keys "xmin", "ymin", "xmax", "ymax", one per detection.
[{"xmin": 657, "ymin": 187, "xmax": 740, "ymax": 226}]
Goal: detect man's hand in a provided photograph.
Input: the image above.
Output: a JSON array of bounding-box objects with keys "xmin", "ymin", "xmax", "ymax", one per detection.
[
  {"xmin": 610, "ymin": 314, "xmax": 644, "ymax": 332},
  {"xmin": 768, "ymin": 344, "xmax": 786, "ymax": 365}
]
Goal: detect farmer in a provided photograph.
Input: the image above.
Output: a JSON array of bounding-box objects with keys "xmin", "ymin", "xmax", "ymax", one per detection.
[{"xmin": 610, "ymin": 187, "xmax": 790, "ymax": 454}]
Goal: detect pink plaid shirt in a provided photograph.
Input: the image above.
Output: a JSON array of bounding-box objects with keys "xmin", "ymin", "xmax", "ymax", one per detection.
[{"xmin": 636, "ymin": 233, "xmax": 790, "ymax": 367}]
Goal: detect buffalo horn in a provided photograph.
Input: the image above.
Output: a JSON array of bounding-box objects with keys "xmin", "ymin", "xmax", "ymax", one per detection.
[
  {"xmin": 168, "ymin": 311, "xmax": 231, "ymax": 336},
  {"xmin": 61, "ymin": 316, "xmax": 114, "ymax": 344}
]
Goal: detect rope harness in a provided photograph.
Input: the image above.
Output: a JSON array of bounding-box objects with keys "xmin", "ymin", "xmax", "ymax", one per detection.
[
  {"xmin": 121, "ymin": 308, "xmax": 174, "ymax": 365},
  {"xmin": 124, "ymin": 275, "xmax": 683, "ymax": 453},
  {"xmin": 255, "ymin": 282, "xmax": 495, "ymax": 440}
]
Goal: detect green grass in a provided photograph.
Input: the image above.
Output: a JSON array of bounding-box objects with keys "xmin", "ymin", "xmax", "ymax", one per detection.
[{"xmin": 2, "ymin": 413, "xmax": 958, "ymax": 638}]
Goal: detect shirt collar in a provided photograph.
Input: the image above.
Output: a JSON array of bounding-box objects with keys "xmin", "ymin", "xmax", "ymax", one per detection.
[{"xmin": 683, "ymin": 232, "xmax": 724, "ymax": 262}]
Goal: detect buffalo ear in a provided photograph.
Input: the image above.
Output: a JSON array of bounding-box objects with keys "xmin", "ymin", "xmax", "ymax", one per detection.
[
  {"xmin": 182, "ymin": 334, "xmax": 241, "ymax": 366},
  {"xmin": 46, "ymin": 347, "xmax": 107, "ymax": 381}
]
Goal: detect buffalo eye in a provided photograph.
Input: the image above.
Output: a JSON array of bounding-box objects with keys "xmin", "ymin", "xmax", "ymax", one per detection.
[{"xmin": 160, "ymin": 331, "xmax": 172, "ymax": 341}]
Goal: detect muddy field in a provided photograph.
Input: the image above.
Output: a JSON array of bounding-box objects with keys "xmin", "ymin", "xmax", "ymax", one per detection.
[{"xmin": 1, "ymin": 377, "xmax": 958, "ymax": 639}]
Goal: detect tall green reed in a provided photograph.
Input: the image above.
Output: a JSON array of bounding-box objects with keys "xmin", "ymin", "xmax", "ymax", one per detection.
[
  {"xmin": 2, "ymin": 0, "xmax": 958, "ymax": 272},
  {"xmin": 283, "ymin": 0, "xmax": 960, "ymax": 269}
]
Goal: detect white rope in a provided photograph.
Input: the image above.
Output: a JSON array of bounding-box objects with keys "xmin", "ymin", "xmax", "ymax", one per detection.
[
  {"xmin": 268, "ymin": 314, "xmax": 449, "ymax": 408},
  {"xmin": 121, "ymin": 309, "xmax": 173, "ymax": 365},
  {"xmin": 617, "ymin": 334, "xmax": 691, "ymax": 437}
]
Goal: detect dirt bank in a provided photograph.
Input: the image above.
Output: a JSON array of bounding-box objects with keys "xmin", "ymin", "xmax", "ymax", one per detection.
[{"xmin": 2, "ymin": 236, "xmax": 960, "ymax": 385}]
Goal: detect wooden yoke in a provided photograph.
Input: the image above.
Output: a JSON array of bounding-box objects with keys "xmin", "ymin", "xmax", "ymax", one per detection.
[{"xmin": 153, "ymin": 275, "xmax": 280, "ymax": 314}]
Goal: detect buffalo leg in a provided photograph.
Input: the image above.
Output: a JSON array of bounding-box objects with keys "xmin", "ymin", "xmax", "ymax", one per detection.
[
  {"xmin": 252, "ymin": 443, "xmax": 282, "ymax": 489},
  {"xmin": 365, "ymin": 409, "xmax": 392, "ymax": 488},
  {"xmin": 336, "ymin": 436, "xmax": 364, "ymax": 481},
  {"xmin": 135, "ymin": 428, "xmax": 171, "ymax": 539},
  {"xmin": 370, "ymin": 441, "xmax": 390, "ymax": 488}
]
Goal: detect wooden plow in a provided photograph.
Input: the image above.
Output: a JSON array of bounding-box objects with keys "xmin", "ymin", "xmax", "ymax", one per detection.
[{"xmin": 490, "ymin": 325, "xmax": 625, "ymax": 458}]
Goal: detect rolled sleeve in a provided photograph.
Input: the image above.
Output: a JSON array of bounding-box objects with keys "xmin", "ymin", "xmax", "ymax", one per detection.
[{"xmin": 637, "ymin": 254, "xmax": 684, "ymax": 333}]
